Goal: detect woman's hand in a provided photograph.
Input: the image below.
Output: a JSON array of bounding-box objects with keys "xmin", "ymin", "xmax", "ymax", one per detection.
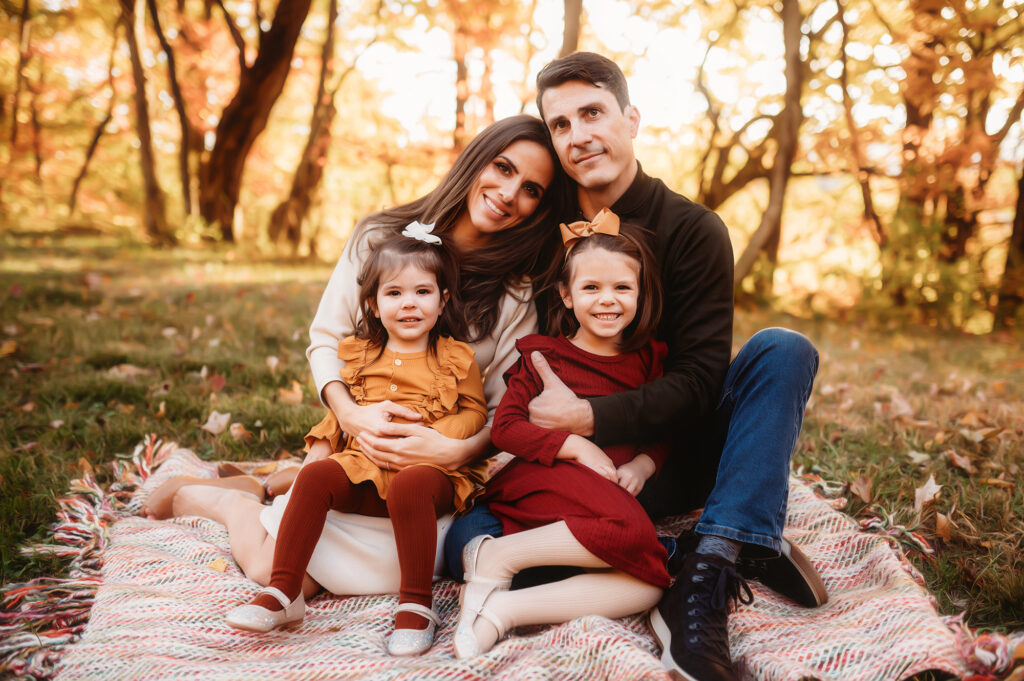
[
  {"xmin": 357, "ymin": 423, "xmax": 485, "ymax": 472},
  {"xmin": 557, "ymin": 434, "xmax": 617, "ymax": 484},
  {"xmin": 323, "ymin": 381, "xmax": 422, "ymax": 439},
  {"xmin": 616, "ymin": 453, "xmax": 655, "ymax": 496}
]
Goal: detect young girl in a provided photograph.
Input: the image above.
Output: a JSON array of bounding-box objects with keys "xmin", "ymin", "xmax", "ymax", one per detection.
[
  {"xmin": 225, "ymin": 230, "xmax": 489, "ymax": 658},
  {"xmin": 453, "ymin": 210, "xmax": 671, "ymax": 658}
]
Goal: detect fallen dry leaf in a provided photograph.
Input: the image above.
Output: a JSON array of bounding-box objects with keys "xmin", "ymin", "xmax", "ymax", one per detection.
[
  {"xmin": 850, "ymin": 476, "xmax": 873, "ymax": 504},
  {"xmin": 0, "ymin": 339, "xmax": 17, "ymax": 357},
  {"xmin": 155, "ymin": 401, "xmax": 166, "ymax": 418},
  {"xmin": 200, "ymin": 410, "xmax": 231, "ymax": 435},
  {"xmin": 252, "ymin": 462, "xmax": 279, "ymax": 476},
  {"xmin": 907, "ymin": 450, "xmax": 931, "ymax": 466},
  {"xmin": 278, "ymin": 380, "xmax": 304, "ymax": 405},
  {"xmin": 207, "ymin": 557, "xmax": 229, "ymax": 572},
  {"xmin": 107, "ymin": 364, "xmax": 152, "ymax": 381},
  {"xmin": 49, "ymin": 420, "xmax": 64, "ymax": 429},
  {"xmin": 946, "ymin": 450, "xmax": 978, "ymax": 475},
  {"xmin": 990, "ymin": 380, "xmax": 1007, "ymax": 398},
  {"xmin": 914, "ymin": 474, "xmax": 942, "ymax": 515},
  {"xmin": 266, "ymin": 356, "xmax": 279, "ymax": 374},
  {"xmin": 936, "ymin": 512, "xmax": 952, "ymax": 542},
  {"xmin": 19, "ymin": 401, "xmax": 36, "ymax": 412},
  {"xmin": 208, "ymin": 372, "xmax": 227, "ymax": 393},
  {"xmin": 981, "ymin": 478, "xmax": 1014, "ymax": 489},
  {"xmin": 229, "ymin": 422, "xmax": 253, "ymax": 443},
  {"xmin": 958, "ymin": 410, "xmax": 992, "ymax": 428}
]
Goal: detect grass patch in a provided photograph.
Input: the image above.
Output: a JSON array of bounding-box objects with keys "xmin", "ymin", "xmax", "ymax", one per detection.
[{"xmin": 2, "ymin": 234, "xmax": 1022, "ymax": 634}]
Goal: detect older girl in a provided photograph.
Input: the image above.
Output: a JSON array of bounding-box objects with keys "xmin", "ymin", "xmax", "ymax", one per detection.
[{"xmin": 453, "ymin": 213, "xmax": 669, "ymax": 658}]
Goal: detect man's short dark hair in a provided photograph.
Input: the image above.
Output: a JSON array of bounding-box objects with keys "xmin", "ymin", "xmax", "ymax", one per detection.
[{"xmin": 536, "ymin": 52, "xmax": 631, "ymax": 119}]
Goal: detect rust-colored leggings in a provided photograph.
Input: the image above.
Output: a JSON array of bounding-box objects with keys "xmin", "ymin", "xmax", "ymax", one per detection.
[{"xmin": 264, "ymin": 459, "xmax": 454, "ymax": 619}]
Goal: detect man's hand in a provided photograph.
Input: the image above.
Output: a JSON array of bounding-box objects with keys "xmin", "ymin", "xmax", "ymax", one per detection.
[
  {"xmin": 527, "ymin": 351, "xmax": 595, "ymax": 436},
  {"xmin": 616, "ymin": 453, "xmax": 655, "ymax": 496},
  {"xmin": 557, "ymin": 434, "xmax": 617, "ymax": 483}
]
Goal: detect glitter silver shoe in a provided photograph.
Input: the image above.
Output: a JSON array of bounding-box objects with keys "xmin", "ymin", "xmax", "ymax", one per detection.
[
  {"xmin": 225, "ymin": 586, "xmax": 305, "ymax": 632},
  {"xmin": 386, "ymin": 602, "xmax": 441, "ymax": 657}
]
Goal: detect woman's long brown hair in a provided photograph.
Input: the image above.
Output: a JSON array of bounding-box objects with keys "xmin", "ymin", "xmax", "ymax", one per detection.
[{"xmin": 351, "ymin": 115, "xmax": 568, "ymax": 342}]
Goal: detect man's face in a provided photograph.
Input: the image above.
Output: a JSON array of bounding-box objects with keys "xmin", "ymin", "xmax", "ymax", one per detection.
[{"xmin": 540, "ymin": 80, "xmax": 639, "ymax": 200}]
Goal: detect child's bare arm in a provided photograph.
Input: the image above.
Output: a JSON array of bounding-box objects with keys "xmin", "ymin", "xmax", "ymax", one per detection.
[{"xmin": 616, "ymin": 453, "xmax": 656, "ymax": 496}]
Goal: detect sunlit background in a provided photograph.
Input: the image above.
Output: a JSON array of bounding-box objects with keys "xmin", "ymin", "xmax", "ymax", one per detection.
[{"xmin": 2, "ymin": 0, "xmax": 1023, "ymax": 332}]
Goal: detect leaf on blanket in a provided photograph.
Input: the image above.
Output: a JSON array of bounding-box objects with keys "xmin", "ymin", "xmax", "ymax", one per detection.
[
  {"xmin": 914, "ymin": 474, "xmax": 942, "ymax": 515},
  {"xmin": 252, "ymin": 462, "xmax": 279, "ymax": 475},
  {"xmin": 278, "ymin": 380, "xmax": 304, "ymax": 405},
  {"xmin": 200, "ymin": 410, "xmax": 231, "ymax": 435},
  {"xmin": 207, "ymin": 557, "xmax": 229, "ymax": 572}
]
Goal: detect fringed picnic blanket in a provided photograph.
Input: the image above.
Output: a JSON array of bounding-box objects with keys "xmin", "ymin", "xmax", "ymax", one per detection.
[{"xmin": 3, "ymin": 437, "xmax": 1022, "ymax": 680}]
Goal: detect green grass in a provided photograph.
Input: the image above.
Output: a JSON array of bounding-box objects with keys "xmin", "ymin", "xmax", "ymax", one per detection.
[{"xmin": 2, "ymin": 233, "xmax": 1022, "ymax": 634}]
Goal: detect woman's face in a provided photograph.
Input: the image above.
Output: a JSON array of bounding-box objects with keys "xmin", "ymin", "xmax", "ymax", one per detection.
[{"xmin": 457, "ymin": 140, "xmax": 555, "ymax": 245}]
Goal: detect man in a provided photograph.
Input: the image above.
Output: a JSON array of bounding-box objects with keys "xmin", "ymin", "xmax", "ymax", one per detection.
[{"xmin": 447, "ymin": 52, "xmax": 824, "ymax": 681}]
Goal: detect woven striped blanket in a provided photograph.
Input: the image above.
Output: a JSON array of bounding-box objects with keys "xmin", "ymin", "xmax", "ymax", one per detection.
[{"xmin": 3, "ymin": 437, "xmax": 1019, "ymax": 680}]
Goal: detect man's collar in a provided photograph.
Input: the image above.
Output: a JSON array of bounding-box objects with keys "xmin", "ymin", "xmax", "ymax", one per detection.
[{"xmin": 610, "ymin": 162, "xmax": 654, "ymax": 217}]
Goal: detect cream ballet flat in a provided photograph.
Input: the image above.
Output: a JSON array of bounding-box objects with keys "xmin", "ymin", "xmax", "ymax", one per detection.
[
  {"xmin": 386, "ymin": 602, "xmax": 441, "ymax": 657},
  {"xmin": 225, "ymin": 586, "xmax": 305, "ymax": 633},
  {"xmin": 453, "ymin": 535, "xmax": 511, "ymax": 658}
]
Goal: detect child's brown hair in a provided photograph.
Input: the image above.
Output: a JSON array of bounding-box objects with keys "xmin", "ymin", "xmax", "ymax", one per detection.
[{"xmin": 547, "ymin": 222, "xmax": 662, "ymax": 353}]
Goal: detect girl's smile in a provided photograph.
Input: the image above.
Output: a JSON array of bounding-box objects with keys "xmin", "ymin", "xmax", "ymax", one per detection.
[
  {"xmin": 560, "ymin": 248, "xmax": 640, "ymax": 356},
  {"xmin": 372, "ymin": 264, "xmax": 448, "ymax": 354}
]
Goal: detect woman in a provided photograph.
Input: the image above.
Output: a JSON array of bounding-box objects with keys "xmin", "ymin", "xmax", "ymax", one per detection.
[{"xmin": 146, "ymin": 115, "xmax": 566, "ymax": 604}]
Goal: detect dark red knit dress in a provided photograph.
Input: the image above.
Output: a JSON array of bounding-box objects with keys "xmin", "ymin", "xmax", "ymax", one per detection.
[{"xmin": 484, "ymin": 334, "xmax": 671, "ymax": 588}]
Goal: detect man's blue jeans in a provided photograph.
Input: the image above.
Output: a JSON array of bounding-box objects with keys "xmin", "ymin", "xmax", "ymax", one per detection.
[{"xmin": 444, "ymin": 327, "xmax": 819, "ymax": 578}]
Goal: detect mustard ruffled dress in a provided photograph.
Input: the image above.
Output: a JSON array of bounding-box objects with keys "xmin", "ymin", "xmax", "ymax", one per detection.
[{"xmin": 304, "ymin": 335, "xmax": 489, "ymax": 512}]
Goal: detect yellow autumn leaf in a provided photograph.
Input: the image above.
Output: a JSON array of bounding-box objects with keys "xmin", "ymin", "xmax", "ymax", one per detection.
[
  {"xmin": 278, "ymin": 380, "xmax": 304, "ymax": 405},
  {"xmin": 0, "ymin": 339, "xmax": 17, "ymax": 357},
  {"xmin": 207, "ymin": 557, "xmax": 229, "ymax": 572},
  {"xmin": 252, "ymin": 462, "xmax": 279, "ymax": 476}
]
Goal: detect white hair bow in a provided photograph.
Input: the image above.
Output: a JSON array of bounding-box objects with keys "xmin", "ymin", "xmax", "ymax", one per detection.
[{"xmin": 401, "ymin": 221, "xmax": 442, "ymax": 245}]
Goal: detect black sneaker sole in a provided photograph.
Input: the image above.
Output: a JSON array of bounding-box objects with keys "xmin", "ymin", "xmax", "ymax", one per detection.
[
  {"xmin": 647, "ymin": 608, "xmax": 700, "ymax": 681},
  {"xmin": 746, "ymin": 537, "xmax": 828, "ymax": 608}
]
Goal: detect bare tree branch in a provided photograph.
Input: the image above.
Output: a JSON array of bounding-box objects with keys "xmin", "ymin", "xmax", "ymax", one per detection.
[{"xmin": 213, "ymin": 0, "xmax": 247, "ymax": 72}]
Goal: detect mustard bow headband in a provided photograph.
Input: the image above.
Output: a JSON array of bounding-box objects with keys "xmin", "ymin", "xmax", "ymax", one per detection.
[{"xmin": 558, "ymin": 208, "xmax": 621, "ymax": 251}]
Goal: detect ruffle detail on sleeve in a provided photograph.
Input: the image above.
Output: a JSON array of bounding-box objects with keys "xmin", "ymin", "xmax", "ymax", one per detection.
[
  {"xmin": 336, "ymin": 336, "xmax": 371, "ymax": 403},
  {"xmin": 424, "ymin": 336, "xmax": 477, "ymax": 419}
]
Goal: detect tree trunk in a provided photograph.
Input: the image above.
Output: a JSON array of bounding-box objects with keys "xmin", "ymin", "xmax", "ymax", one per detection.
[
  {"xmin": 452, "ymin": 26, "xmax": 469, "ymax": 152},
  {"xmin": 480, "ymin": 48, "xmax": 495, "ymax": 127},
  {"xmin": 28, "ymin": 82, "xmax": 42, "ymax": 181},
  {"xmin": 70, "ymin": 28, "xmax": 119, "ymax": 213},
  {"xmin": 8, "ymin": 0, "xmax": 31, "ymax": 150},
  {"xmin": 836, "ymin": 0, "xmax": 883, "ymax": 245},
  {"xmin": 995, "ymin": 168, "xmax": 1024, "ymax": 329},
  {"xmin": 733, "ymin": 0, "xmax": 803, "ymax": 286},
  {"xmin": 122, "ymin": 0, "xmax": 173, "ymax": 244},
  {"xmin": 559, "ymin": 0, "xmax": 581, "ymax": 57},
  {"xmin": 147, "ymin": 0, "xmax": 192, "ymax": 216},
  {"xmin": 197, "ymin": 0, "xmax": 313, "ymax": 240},
  {"xmin": 267, "ymin": 0, "xmax": 339, "ymax": 253}
]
